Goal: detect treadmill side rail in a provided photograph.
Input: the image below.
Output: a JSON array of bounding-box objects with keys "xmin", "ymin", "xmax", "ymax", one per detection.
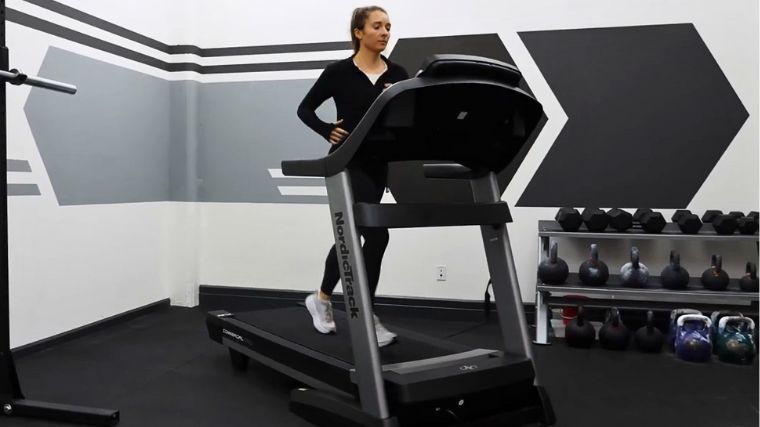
[
  {"xmin": 325, "ymin": 171, "xmax": 390, "ymax": 419},
  {"xmin": 471, "ymin": 173, "xmax": 536, "ymax": 361}
]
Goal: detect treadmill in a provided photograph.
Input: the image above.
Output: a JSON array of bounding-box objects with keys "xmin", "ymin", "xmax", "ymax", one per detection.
[{"xmin": 207, "ymin": 54, "xmax": 554, "ymax": 426}]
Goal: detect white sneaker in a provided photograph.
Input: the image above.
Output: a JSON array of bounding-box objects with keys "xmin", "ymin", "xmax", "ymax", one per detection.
[
  {"xmin": 305, "ymin": 293, "xmax": 336, "ymax": 334},
  {"xmin": 374, "ymin": 314, "xmax": 397, "ymax": 347}
]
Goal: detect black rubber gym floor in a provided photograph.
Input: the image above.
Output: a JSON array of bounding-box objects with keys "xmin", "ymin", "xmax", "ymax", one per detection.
[{"xmin": 6, "ymin": 306, "xmax": 758, "ymax": 427}]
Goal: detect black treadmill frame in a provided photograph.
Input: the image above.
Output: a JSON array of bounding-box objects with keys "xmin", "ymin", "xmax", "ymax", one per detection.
[
  {"xmin": 208, "ymin": 54, "xmax": 554, "ymax": 426},
  {"xmin": 207, "ymin": 308, "xmax": 537, "ymax": 405}
]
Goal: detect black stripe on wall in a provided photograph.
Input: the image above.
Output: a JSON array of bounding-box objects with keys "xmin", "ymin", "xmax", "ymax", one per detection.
[
  {"xmin": 24, "ymin": 0, "xmax": 351, "ymax": 56},
  {"xmin": 24, "ymin": 0, "xmax": 168, "ymax": 53},
  {"xmin": 175, "ymin": 41, "xmax": 352, "ymax": 57},
  {"xmin": 7, "ymin": 8, "xmax": 335, "ymax": 73},
  {"xmin": 9, "ymin": 8, "xmax": 168, "ymax": 69},
  {"xmin": 167, "ymin": 60, "xmax": 336, "ymax": 74}
]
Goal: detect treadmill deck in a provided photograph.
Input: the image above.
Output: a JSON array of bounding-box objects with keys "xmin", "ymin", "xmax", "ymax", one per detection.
[{"xmin": 233, "ymin": 306, "xmax": 474, "ymax": 365}]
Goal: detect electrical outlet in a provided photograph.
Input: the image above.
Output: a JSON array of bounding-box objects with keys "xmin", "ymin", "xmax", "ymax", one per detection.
[{"xmin": 436, "ymin": 265, "xmax": 447, "ymax": 281}]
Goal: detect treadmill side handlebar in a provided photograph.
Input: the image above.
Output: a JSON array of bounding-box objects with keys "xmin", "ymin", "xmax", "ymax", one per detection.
[{"xmin": 281, "ymin": 158, "xmax": 328, "ymax": 177}]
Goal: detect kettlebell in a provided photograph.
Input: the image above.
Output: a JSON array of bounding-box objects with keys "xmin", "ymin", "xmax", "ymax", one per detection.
[
  {"xmin": 716, "ymin": 316, "xmax": 756, "ymax": 365},
  {"xmin": 709, "ymin": 310, "xmax": 744, "ymax": 353},
  {"xmin": 634, "ymin": 310, "xmax": 664, "ymax": 353},
  {"xmin": 565, "ymin": 305, "xmax": 596, "ymax": 348},
  {"xmin": 739, "ymin": 262, "xmax": 759, "ymax": 292},
  {"xmin": 579, "ymin": 244, "xmax": 609, "ymax": 286},
  {"xmin": 701, "ymin": 254, "xmax": 729, "ymax": 291},
  {"xmin": 599, "ymin": 307, "xmax": 630, "ymax": 351},
  {"xmin": 620, "ymin": 247, "xmax": 649, "ymax": 288},
  {"xmin": 660, "ymin": 251, "xmax": 690, "ymax": 290},
  {"xmin": 538, "ymin": 242, "xmax": 569, "ymax": 285},
  {"xmin": 674, "ymin": 314, "xmax": 713, "ymax": 363},
  {"xmin": 668, "ymin": 308, "xmax": 701, "ymax": 349}
]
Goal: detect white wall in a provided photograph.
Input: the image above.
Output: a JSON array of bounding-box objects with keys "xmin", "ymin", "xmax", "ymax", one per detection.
[
  {"xmin": 7, "ymin": 0, "xmax": 180, "ymax": 348},
  {"xmin": 196, "ymin": 0, "xmax": 759, "ymax": 302}
]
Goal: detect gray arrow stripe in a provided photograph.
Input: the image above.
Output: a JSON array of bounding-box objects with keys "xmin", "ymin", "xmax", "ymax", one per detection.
[
  {"xmin": 8, "ymin": 184, "xmax": 41, "ymax": 196},
  {"xmin": 7, "ymin": 159, "xmax": 32, "ymax": 172}
]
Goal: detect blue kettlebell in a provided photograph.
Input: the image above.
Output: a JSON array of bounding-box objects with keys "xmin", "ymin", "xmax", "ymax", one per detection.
[
  {"xmin": 674, "ymin": 314, "xmax": 713, "ymax": 363},
  {"xmin": 716, "ymin": 316, "xmax": 756, "ymax": 365},
  {"xmin": 668, "ymin": 308, "xmax": 701, "ymax": 349}
]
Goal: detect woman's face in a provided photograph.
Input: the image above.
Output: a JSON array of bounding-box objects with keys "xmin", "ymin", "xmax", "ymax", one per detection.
[{"xmin": 355, "ymin": 11, "xmax": 391, "ymax": 53}]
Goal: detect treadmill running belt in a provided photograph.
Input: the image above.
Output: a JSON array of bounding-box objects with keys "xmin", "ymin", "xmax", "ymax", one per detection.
[{"xmin": 233, "ymin": 306, "xmax": 471, "ymax": 365}]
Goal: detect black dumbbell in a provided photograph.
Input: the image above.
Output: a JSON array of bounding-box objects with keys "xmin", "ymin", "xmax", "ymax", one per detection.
[
  {"xmin": 582, "ymin": 208, "xmax": 609, "ymax": 232},
  {"xmin": 555, "ymin": 207, "xmax": 582, "ymax": 232},
  {"xmin": 748, "ymin": 211, "xmax": 759, "ymax": 221},
  {"xmin": 702, "ymin": 210, "xmax": 738, "ymax": 235},
  {"xmin": 633, "ymin": 208, "xmax": 650, "ymax": 224},
  {"xmin": 737, "ymin": 214, "xmax": 759, "ymax": 235},
  {"xmin": 702, "ymin": 210, "xmax": 734, "ymax": 235},
  {"xmin": 633, "ymin": 208, "xmax": 666, "ymax": 233},
  {"xmin": 607, "ymin": 208, "xmax": 632, "ymax": 232},
  {"xmin": 671, "ymin": 209, "xmax": 702, "ymax": 234},
  {"xmin": 701, "ymin": 210, "xmax": 723, "ymax": 223}
]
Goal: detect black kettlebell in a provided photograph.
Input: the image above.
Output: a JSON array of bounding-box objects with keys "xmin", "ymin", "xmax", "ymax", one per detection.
[
  {"xmin": 660, "ymin": 250, "xmax": 690, "ymax": 290},
  {"xmin": 701, "ymin": 254, "xmax": 729, "ymax": 291},
  {"xmin": 620, "ymin": 247, "xmax": 649, "ymax": 288},
  {"xmin": 634, "ymin": 311, "xmax": 664, "ymax": 353},
  {"xmin": 579, "ymin": 244, "xmax": 609, "ymax": 286},
  {"xmin": 739, "ymin": 262, "xmax": 758, "ymax": 292},
  {"xmin": 599, "ymin": 307, "xmax": 630, "ymax": 351},
  {"xmin": 538, "ymin": 242, "xmax": 569, "ymax": 285},
  {"xmin": 565, "ymin": 306, "xmax": 596, "ymax": 348}
]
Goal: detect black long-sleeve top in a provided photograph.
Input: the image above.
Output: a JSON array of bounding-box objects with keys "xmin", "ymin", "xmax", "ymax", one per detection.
[{"xmin": 297, "ymin": 55, "xmax": 409, "ymax": 146}]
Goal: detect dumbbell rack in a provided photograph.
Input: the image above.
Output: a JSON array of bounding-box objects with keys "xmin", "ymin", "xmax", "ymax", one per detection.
[{"xmin": 534, "ymin": 220, "xmax": 759, "ymax": 344}]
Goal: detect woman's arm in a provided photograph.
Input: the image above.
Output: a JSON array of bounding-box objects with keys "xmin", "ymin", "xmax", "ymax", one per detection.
[{"xmin": 297, "ymin": 66, "xmax": 336, "ymax": 141}]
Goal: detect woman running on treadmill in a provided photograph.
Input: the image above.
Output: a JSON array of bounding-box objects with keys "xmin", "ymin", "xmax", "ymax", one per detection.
[{"xmin": 297, "ymin": 6, "xmax": 408, "ymax": 347}]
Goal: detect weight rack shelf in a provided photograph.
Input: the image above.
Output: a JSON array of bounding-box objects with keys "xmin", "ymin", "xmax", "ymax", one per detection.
[
  {"xmin": 538, "ymin": 220, "xmax": 759, "ymax": 241},
  {"xmin": 533, "ymin": 220, "xmax": 759, "ymax": 345}
]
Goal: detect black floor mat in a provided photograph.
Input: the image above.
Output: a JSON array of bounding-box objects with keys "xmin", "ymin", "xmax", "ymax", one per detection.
[{"xmin": 5, "ymin": 306, "xmax": 758, "ymax": 427}]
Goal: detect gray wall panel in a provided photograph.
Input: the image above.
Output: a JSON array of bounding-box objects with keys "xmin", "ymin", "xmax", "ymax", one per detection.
[
  {"xmin": 24, "ymin": 48, "xmax": 337, "ymax": 205},
  {"xmin": 196, "ymin": 80, "xmax": 332, "ymax": 203},
  {"xmin": 25, "ymin": 47, "xmax": 171, "ymax": 205},
  {"xmin": 169, "ymin": 81, "xmax": 200, "ymax": 201}
]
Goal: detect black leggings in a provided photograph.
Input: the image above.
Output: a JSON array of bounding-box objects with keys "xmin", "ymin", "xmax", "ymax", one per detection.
[{"xmin": 320, "ymin": 163, "xmax": 389, "ymax": 303}]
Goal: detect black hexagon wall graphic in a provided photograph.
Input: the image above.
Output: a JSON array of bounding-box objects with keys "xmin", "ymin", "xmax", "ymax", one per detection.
[
  {"xmin": 517, "ymin": 24, "xmax": 749, "ymax": 208},
  {"xmin": 388, "ymin": 34, "xmax": 547, "ymax": 203}
]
